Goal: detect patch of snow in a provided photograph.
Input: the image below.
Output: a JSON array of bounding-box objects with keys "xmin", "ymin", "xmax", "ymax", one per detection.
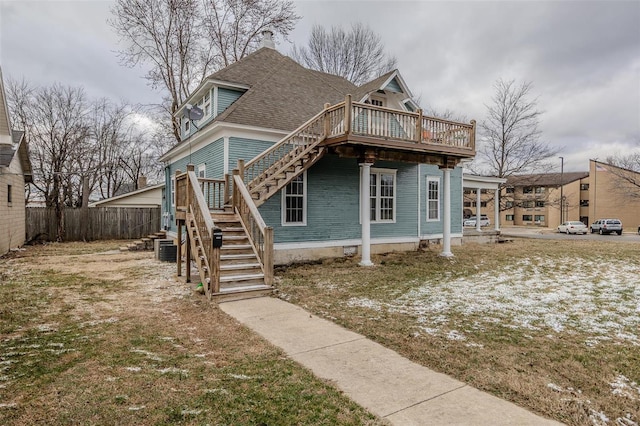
[
  {"xmin": 181, "ymin": 409, "xmax": 202, "ymax": 415},
  {"xmin": 128, "ymin": 405, "xmax": 145, "ymax": 411},
  {"xmin": 547, "ymin": 383, "xmax": 564, "ymax": 392},
  {"xmin": 0, "ymin": 403, "xmax": 17, "ymax": 408},
  {"xmin": 446, "ymin": 330, "xmax": 466, "ymax": 341},
  {"xmin": 157, "ymin": 367, "xmax": 188, "ymax": 376},
  {"xmin": 465, "ymin": 342, "xmax": 484, "ymax": 348},
  {"xmin": 130, "ymin": 349, "xmax": 162, "ymax": 361},
  {"xmin": 344, "ymin": 256, "xmax": 640, "ymax": 344},
  {"xmin": 228, "ymin": 373, "xmax": 252, "ymax": 380},
  {"xmin": 590, "ymin": 409, "xmax": 610, "ymax": 425},
  {"xmin": 125, "ymin": 367, "xmax": 142, "ymax": 372},
  {"xmin": 616, "ymin": 414, "xmax": 638, "ymax": 426},
  {"xmin": 611, "ymin": 375, "xmax": 640, "ymax": 400}
]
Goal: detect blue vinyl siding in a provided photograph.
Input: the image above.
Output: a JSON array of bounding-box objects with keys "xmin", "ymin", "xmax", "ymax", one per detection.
[
  {"xmin": 385, "ymin": 77, "xmax": 403, "ymax": 93},
  {"xmin": 419, "ymin": 165, "xmax": 463, "ymax": 236},
  {"xmin": 228, "ymin": 137, "xmax": 274, "ymax": 170},
  {"xmin": 218, "ymin": 88, "xmax": 244, "ymax": 115},
  {"xmin": 259, "ymin": 155, "xmax": 418, "ymax": 243},
  {"xmin": 162, "ymin": 138, "xmax": 225, "ymax": 231}
]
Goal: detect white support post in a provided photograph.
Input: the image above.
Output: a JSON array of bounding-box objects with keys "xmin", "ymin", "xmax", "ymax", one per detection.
[
  {"xmin": 494, "ymin": 188, "xmax": 500, "ymax": 231},
  {"xmin": 360, "ymin": 162, "xmax": 373, "ymax": 266},
  {"xmin": 475, "ymin": 188, "xmax": 482, "ymax": 232},
  {"xmin": 440, "ymin": 168, "xmax": 453, "ymax": 257}
]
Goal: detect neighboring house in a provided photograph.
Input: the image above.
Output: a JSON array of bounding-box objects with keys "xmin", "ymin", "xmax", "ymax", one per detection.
[
  {"xmin": 0, "ymin": 67, "xmax": 32, "ymax": 255},
  {"xmin": 160, "ymin": 31, "xmax": 476, "ymax": 299},
  {"xmin": 89, "ymin": 178, "xmax": 163, "ymax": 208}
]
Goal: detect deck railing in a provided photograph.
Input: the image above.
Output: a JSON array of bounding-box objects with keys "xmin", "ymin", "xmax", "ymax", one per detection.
[
  {"xmin": 240, "ymin": 96, "xmax": 474, "ymax": 195},
  {"xmin": 232, "ymin": 173, "xmax": 273, "ymax": 285},
  {"xmin": 199, "ymin": 177, "xmax": 225, "ymax": 210}
]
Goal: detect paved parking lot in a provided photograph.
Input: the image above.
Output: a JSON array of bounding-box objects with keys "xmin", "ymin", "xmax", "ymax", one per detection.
[{"xmin": 500, "ymin": 226, "xmax": 640, "ymax": 242}]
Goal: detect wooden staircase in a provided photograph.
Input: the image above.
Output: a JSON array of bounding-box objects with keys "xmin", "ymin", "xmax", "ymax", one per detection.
[
  {"xmin": 248, "ymin": 144, "xmax": 325, "ymax": 207},
  {"xmin": 185, "ymin": 210, "xmax": 272, "ymax": 302}
]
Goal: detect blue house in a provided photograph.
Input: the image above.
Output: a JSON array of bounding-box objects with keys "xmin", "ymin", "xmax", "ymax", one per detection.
[{"xmin": 159, "ymin": 31, "xmax": 476, "ymax": 300}]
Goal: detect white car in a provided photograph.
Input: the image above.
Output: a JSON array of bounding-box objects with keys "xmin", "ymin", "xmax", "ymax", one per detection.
[
  {"xmin": 464, "ymin": 215, "xmax": 490, "ymax": 227},
  {"xmin": 557, "ymin": 221, "xmax": 588, "ymax": 235}
]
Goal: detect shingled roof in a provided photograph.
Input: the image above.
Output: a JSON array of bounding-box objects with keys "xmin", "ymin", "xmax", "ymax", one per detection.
[
  {"xmin": 506, "ymin": 172, "xmax": 589, "ymax": 187},
  {"xmin": 203, "ymin": 47, "xmax": 359, "ymax": 132}
]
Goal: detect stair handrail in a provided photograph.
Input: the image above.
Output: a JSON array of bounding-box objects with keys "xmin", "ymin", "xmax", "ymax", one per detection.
[
  {"xmin": 232, "ymin": 173, "xmax": 273, "ymax": 286},
  {"xmin": 243, "ymin": 102, "xmax": 345, "ymax": 189},
  {"xmin": 186, "ymin": 169, "xmax": 220, "ymax": 294}
]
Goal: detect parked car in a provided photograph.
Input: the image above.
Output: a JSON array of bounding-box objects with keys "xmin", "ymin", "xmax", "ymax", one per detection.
[
  {"xmin": 464, "ymin": 215, "xmax": 490, "ymax": 227},
  {"xmin": 557, "ymin": 221, "xmax": 588, "ymax": 235},
  {"xmin": 589, "ymin": 219, "xmax": 623, "ymax": 235}
]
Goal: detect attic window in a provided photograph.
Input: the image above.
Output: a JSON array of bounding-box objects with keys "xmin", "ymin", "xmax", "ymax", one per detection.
[
  {"xmin": 370, "ymin": 98, "xmax": 384, "ymax": 107},
  {"xmin": 184, "ymin": 119, "xmax": 190, "ymax": 133}
]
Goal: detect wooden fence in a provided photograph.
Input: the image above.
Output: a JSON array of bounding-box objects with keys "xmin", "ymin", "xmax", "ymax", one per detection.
[{"xmin": 26, "ymin": 207, "xmax": 161, "ymax": 242}]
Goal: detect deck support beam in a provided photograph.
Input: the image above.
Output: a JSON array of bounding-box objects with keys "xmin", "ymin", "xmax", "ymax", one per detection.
[
  {"xmin": 440, "ymin": 167, "xmax": 454, "ymax": 257},
  {"xmin": 359, "ymin": 161, "xmax": 373, "ymax": 266}
]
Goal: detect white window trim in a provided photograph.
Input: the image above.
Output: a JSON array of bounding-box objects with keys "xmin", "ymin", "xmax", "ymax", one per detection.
[
  {"xmin": 360, "ymin": 168, "xmax": 397, "ymax": 224},
  {"xmin": 197, "ymin": 163, "xmax": 206, "ymax": 178},
  {"xmin": 281, "ymin": 170, "xmax": 307, "ymax": 226},
  {"xmin": 426, "ymin": 176, "xmax": 440, "ymax": 222}
]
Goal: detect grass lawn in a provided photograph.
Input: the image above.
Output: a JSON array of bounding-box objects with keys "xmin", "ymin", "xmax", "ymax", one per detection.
[
  {"xmin": 0, "ymin": 242, "xmax": 382, "ymax": 425},
  {"xmin": 277, "ymin": 239, "xmax": 640, "ymax": 426}
]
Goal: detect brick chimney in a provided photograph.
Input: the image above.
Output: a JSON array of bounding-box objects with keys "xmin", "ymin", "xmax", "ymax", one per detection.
[{"xmin": 137, "ymin": 175, "xmax": 147, "ymax": 189}]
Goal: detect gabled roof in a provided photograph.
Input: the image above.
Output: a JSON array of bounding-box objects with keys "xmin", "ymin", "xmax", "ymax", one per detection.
[
  {"xmin": 506, "ymin": 172, "xmax": 589, "ymax": 187},
  {"xmin": 89, "ymin": 183, "xmax": 164, "ymax": 207}
]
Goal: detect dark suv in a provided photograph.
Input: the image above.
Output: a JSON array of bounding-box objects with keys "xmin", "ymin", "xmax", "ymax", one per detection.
[{"xmin": 590, "ymin": 219, "xmax": 623, "ymax": 235}]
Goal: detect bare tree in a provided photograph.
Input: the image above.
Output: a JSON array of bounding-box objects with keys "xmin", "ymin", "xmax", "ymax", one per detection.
[
  {"xmin": 110, "ymin": 0, "xmax": 299, "ymax": 142},
  {"xmin": 204, "ymin": 0, "xmax": 299, "ymax": 68},
  {"xmin": 291, "ymin": 23, "xmax": 397, "ymax": 86},
  {"xmin": 475, "ymin": 79, "xmax": 557, "ymax": 179}
]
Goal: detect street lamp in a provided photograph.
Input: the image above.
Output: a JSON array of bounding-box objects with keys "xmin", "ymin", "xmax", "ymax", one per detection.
[{"xmin": 559, "ymin": 156, "xmax": 564, "ymax": 224}]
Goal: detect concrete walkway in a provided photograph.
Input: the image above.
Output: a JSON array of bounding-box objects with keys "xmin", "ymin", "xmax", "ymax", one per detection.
[{"xmin": 220, "ymin": 297, "xmax": 562, "ymax": 425}]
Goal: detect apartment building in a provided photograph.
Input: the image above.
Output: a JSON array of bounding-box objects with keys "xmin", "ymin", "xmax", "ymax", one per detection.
[{"xmin": 466, "ymin": 160, "xmax": 640, "ymax": 232}]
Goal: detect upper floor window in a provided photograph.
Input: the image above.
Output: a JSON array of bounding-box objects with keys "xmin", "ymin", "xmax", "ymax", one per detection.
[
  {"xmin": 282, "ymin": 172, "xmax": 306, "ymax": 226},
  {"xmin": 427, "ymin": 177, "xmax": 440, "ymax": 221},
  {"xmin": 505, "ymin": 214, "xmax": 514, "ymax": 221},
  {"xmin": 535, "ymin": 200, "xmax": 545, "ymax": 208},
  {"xmin": 505, "ymin": 201, "xmax": 514, "ymax": 209},
  {"xmin": 580, "ymin": 199, "xmax": 589, "ymax": 207},
  {"xmin": 522, "ymin": 200, "xmax": 535, "ymax": 208},
  {"xmin": 580, "ymin": 184, "xmax": 589, "ymax": 191},
  {"xmin": 183, "ymin": 119, "xmax": 190, "ymax": 134},
  {"xmin": 505, "ymin": 186, "xmax": 515, "ymax": 194},
  {"xmin": 7, "ymin": 184, "xmax": 12, "ymax": 205},
  {"xmin": 535, "ymin": 187, "xmax": 545, "ymax": 194},
  {"xmin": 197, "ymin": 164, "xmax": 206, "ymax": 178},
  {"xmin": 523, "ymin": 186, "xmax": 533, "ymax": 194}
]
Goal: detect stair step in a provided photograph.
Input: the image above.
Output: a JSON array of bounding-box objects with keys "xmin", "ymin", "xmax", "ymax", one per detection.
[
  {"xmin": 220, "ymin": 263, "xmax": 261, "ymax": 271},
  {"xmin": 222, "ymin": 244, "xmax": 252, "ymax": 250},
  {"xmin": 220, "ymin": 284, "xmax": 271, "ymax": 293},
  {"xmin": 220, "ymin": 273, "xmax": 264, "ymax": 283},
  {"xmin": 221, "ymin": 253, "xmax": 255, "ymax": 259}
]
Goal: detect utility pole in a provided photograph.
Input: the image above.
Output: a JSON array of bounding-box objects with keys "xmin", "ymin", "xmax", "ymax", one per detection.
[{"xmin": 559, "ymin": 157, "xmax": 564, "ymax": 224}]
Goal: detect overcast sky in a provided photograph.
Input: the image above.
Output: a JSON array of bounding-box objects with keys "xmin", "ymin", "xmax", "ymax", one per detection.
[{"xmin": 1, "ymin": 0, "xmax": 639, "ymax": 172}]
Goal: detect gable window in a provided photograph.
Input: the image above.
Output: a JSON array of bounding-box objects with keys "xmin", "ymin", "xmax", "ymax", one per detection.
[
  {"xmin": 426, "ymin": 177, "xmax": 440, "ymax": 221},
  {"xmin": 370, "ymin": 97, "xmax": 384, "ymax": 107},
  {"xmin": 7, "ymin": 184, "xmax": 12, "ymax": 205},
  {"xmin": 368, "ymin": 169, "xmax": 396, "ymax": 223},
  {"xmin": 203, "ymin": 92, "xmax": 211, "ymax": 117},
  {"xmin": 183, "ymin": 119, "xmax": 190, "ymax": 134},
  {"xmin": 282, "ymin": 172, "xmax": 306, "ymax": 226}
]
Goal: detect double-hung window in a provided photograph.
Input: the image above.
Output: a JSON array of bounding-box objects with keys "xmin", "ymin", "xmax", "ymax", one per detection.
[
  {"xmin": 197, "ymin": 164, "xmax": 206, "ymax": 178},
  {"xmin": 282, "ymin": 172, "xmax": 306, "ymax": 226},
  {"xmin": 368, "ymin": 169, "xmax": 396, "ymax": 223},
  {"xmin": 426, "ymin": 177, "xmax": 440, "ymax": 221}
]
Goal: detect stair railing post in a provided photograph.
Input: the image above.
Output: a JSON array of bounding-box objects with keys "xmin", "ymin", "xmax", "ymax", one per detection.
[
  {"xmin": 323, "ymin": 102, "xmax": 331, "ymax": 137},
  {"xmin": 237, "ymin": 159, "xmax": 245, "ymax": 183},
  {"xmin": 232, "ymin": 169, "xmax": 240, "ymax": 212},
  {"xmin": 224, "ymin": 173, "xmax": 231, "ymax": 205},
  {"xmin": 470, "ymin": 119, "xmax": 476, "ymax": 151},
  {"xmin": 344, "ymin": 94, "xmax": 352, "ymax": 135},
  {"xmin": 416, "ymin": 108, "xmax": 423, "ymax": 144},
  {"xmin": 264, "ymin": 226, "xmax": 274, "ymax": 286}
]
